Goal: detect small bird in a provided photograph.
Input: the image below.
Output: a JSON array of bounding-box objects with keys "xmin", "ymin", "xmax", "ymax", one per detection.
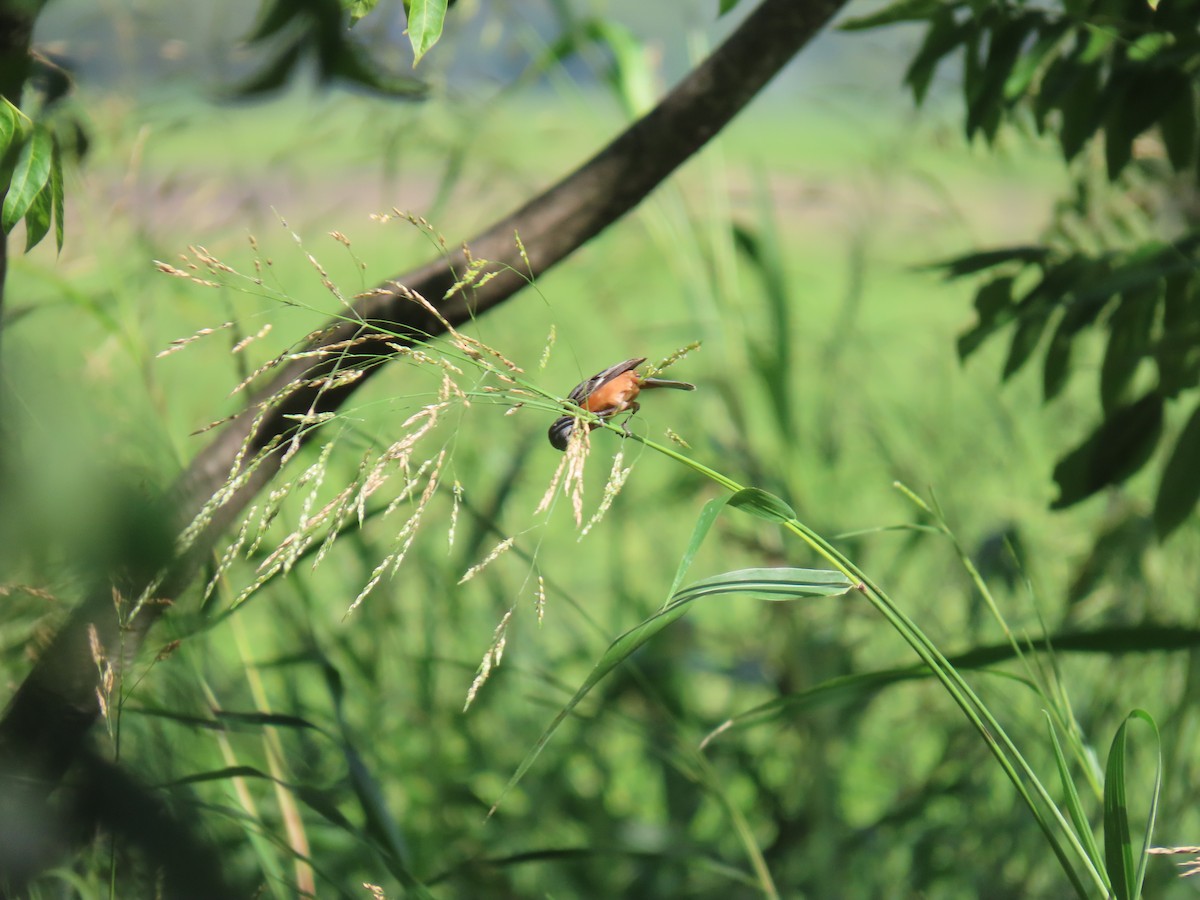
[{"xmin": 548, "ymin": 357, "xmax": 695, "ymax": 451}]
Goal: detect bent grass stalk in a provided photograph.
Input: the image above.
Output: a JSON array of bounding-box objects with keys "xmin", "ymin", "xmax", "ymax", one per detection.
[{"xmin": 607, "ymin": 420, "xmax": 1108, "ymax": 899}]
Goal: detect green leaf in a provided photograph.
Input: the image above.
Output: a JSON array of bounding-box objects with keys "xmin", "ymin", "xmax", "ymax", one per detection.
[
  {"xmin": 999, "ymin": 257, "xmax": 1091, "ymax": 378},
  {"xmin": 22, "ymin": 178, "xmax": 51, "ymax": 252},
  {"xmin": 1004, "ymin": 22, "xmax": 1069, "ymax": 103},
  {"xmin": 933, "ymin": 246, "xmax": 1049, "ymax": 278},
  {"xmin": 346, "ymin": 0, "xmax": 380, "ymax": 24},
  {"xmin": 1042, "ymin": 293, "xmax": 1111, "ymax": 401},
  {"xmin": 584, "ymin": 19, "xmax": 655, "ymax": 116},
  {"xmin": 1156, "ymin": 78, "xmax": 1196, "ymax": 173},
  {"xmin": 967, "ymin": 14, "xmax": 1034, "ymax": 142},
  {"xmin": 667, "ymin": 496, "xmax": 731, "ymax": 599},
  {"xmin": 1100, "ymin": 288, "xmax": 1157, "ymax": 413},
  {"xmin": 229, "ymin": 38, "xmax": 304, "ymax": 97},
  {"xmin": 718, "ymin": 0, "xmax": 741, "ymax": 14},
  {"xmin": 0, "ymin": 98, "xmax": 23, "ymax": 158},
  {"xmin": 1002, "ymin": 309, "xmax": 1051, "ymax": 381},
  {"xmin": 405, "ymin": 0, "xmax": 447, "ymax": 65},
  {"xmin": 2, "ymin": 124, "xmax": 54, "ymax": 234},
  {"xmin": 839, "ymin": 0, "xmax": 944, "ymax": 32},
  {"xmin": 737, "ymin": 184, "xmax": 796, "ymax": 443},
  {"xmin": 1126, "ymin": 32, "xmax": 1170, "ymax": 63},
  {"xmin": 50, "ymin": 137, "xmax": 64, "ymax": 252},
  {"xmin": 958, "ymin": 276, "xmax": 1016, "ymax": 360},
  {"xmin": 244, "ymin": 0, "xmax": 299, "ymax": 43},
  {"xmin": 324, "ymin": 36, "xmax": 427, "ymax": 97},
  {"xmin": 903, "ymin": 10, "xmax": 970, "ymax": 105},
  {"xmin": 670, "ymin": 567, "xmax": 853, "ymax": 605},
  {"xmin": 1058, "ymin": 59, "xmax": 1103, "ymax": 160},
  {"xmin": 1103, "ymin": 68, "xmax": 1187, "ymax": 180},
  {"xmin": 1156, "ymin": 273, "xmax": 1200, "ymax": 397},
  {"xmin": 1051, "ymin": 392, "xmax": 1164, "ymax": 509},
  {"xmin": 728, "ymin": 487, "xmax": 796, "ymax": 523},
  {"xmin": 1042, "ymin": 311, "xmax": 1074, "ymax": 402},
  {"xmin": 1103, "ymin": 710, "xmax": 1161, "ymax": 900},
  {"xmin": 1153, "ymin": 401, "xmax": 1200, "ymax": 539}
]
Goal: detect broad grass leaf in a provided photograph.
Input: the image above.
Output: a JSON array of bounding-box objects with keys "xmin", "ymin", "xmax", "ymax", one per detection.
[
  {"xmin": 667, "ymin": 495, "xmax": 729, "ymax": 598},
  {"xmin": 406, "ymin": 0, "xmax": 447, "ymax": 65},
  {"xmin": 704, "ymin": 627, "xmax": 1200, "ymax": 746},
  {"xmin": 702, "ymin": 663, "xmax": 996, "ymax": 747},
  {"xmin": 736, "ymin": 199, "xmax": 795, "ymax": 443},
  {"xmin": 1103, "ymin": 710, "xmax": 1161, "ymax": 900},
  {"xmin": 670, "ymin": 567, "xmax": 853, "ymax": 605},
  {"xmin": 166, "ymin": 765, "xmax": 360, "ymax": 836},
  {"xmin": 728, "ymin": 487, "xmax": 796, "ymax": 523},
  {"xmin": 1153, "ymin": 400, "xmax": 1200, "ymax": 539},
  {"xmin": 323, "ymin": 660, "xmax": 430, "ymax": 893},
  {"xmin": 2, "ymin": 124, "xmax": 53, "ymax": 234},
  {"xmin": 1051, "ymin": 393, "xmax": 1164, "ymax": 509},
  {"xmin": 131, "ymin": 705, "xmax": 323, "ymax": 731}
]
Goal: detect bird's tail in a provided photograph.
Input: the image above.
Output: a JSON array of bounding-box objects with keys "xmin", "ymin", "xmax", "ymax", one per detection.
[{"xmin": 640, "ymin": 378, "xmax": 695, "ymax": 391}]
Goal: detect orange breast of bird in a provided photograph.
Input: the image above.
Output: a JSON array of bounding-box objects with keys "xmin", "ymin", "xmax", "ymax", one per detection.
[{"xmin": 583, "ymin": 371, "xmax": 642, "ymax": 414}]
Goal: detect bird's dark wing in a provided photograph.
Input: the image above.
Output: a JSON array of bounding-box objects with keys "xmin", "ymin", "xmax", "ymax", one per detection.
[{"xmin": 566, "ymin": 357, "xmax": 646, "ymax": 404}]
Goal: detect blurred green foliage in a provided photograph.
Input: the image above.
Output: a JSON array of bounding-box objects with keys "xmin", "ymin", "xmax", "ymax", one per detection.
[
  {"xmin": 847, "ymin": 0, "xmax": 1200, "ymax": 539},
  {"xmin": 2, "ymin": 1, "xmax": 1200, "ymax": 897}
]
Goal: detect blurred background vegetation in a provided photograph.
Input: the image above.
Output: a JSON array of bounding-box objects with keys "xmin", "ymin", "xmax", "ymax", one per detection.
[{"xmin": 2, "ymin": 0, "xmax": 1199, "ymax": 897}]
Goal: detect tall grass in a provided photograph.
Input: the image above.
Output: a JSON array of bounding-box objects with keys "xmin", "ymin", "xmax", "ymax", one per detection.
[{"xmin": 3, "ymin": 45, "xmax": 1198, "ymax": 900}]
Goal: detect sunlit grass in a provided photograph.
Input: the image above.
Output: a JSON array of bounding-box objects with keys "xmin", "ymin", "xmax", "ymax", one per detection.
[{"xmin": 3, "ymin": 76, "xmax": 1198, "ymax": 898}]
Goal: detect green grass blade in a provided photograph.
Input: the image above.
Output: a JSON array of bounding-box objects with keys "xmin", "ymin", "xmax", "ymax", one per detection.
[
  {"xmin": 701, "ymin": 658, "xmax": 1035, "ymax": 748},
  {"xmin": 728, "ymin": 486, "xmax": 797, "ymax": 523},
  {"xmin": 1046, "ymin": 713, "xmax": 1107, "ymax": 884},
  {"xmin": 50, "ymin": 136, "xmax": 64, "ymax": 252},
  {"xmin": 666, "ymin": 495, "xmax": 731, "ymax": 599},
  {"xmin": 670, "ymin": 567, "xmax": 852, "ymax": 604},
  {"xmin": 1104, "ymin": 709, "xmax": 1162, "ymax": 900},
  {"xmin": 490, "ymin": 565, "xmax": 849, "ymax": 818}
]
